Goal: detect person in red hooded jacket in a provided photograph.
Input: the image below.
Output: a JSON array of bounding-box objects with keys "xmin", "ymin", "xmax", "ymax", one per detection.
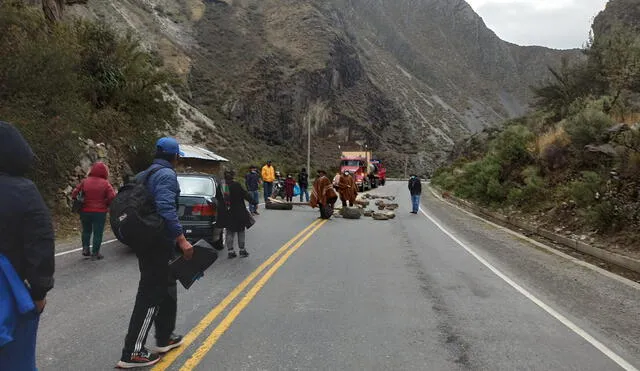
[{"xmin": 71, "ymin": 162, "xmax": 116, "ymax": 260}]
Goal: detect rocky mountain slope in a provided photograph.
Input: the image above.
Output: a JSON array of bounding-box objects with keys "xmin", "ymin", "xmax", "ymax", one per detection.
[{"xmin": 67, "ymin": 0, "xmax": 579, "ymax": 174}]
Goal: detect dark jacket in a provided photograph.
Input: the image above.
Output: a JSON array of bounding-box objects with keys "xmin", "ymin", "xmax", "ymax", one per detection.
[
  {"xmin": 0, "ymin": 122, "xmax": 55, "ymax": 301},
  {"xmin": 298, "ymin": 171, "xmax": 309, "ymax": 187},
  {"xmin": 71, "ymin": 162, "xmax": 116, "ymax": 213},
  {"xmin": 245, "ymin": 171, "xmax": 260, "ymax": 192},
  {"xmin": 215, "ymin": 180, "xmax": 254, "ymax": 232},
  {"xmin": 136, "ymin": 159, "xmax": 183, "ymax": 239},
  {"xmin": 408, "ymin": 176, "xmax": 422, "ymax": 196}
]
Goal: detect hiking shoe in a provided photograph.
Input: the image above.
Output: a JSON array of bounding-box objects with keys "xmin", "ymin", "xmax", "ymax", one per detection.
[
  {"xmin": 239, "ymin": 249, "xmax": 249, "ymax": 258},
  {"xmin": 116, "ymin": 349, "xmax": 160, "ymax": 369},
  {"xmin": 228, "ymin": 251, "xmax": 237, "ymax": 259},
  {"xmin": 152, "ymin": 334, "xmax": 184, "ymax": 353},
  {"xmin": 91, "ymin": 253, "xmax": 104, "ymax": 260},
  {"xmin": 82, "ymin": 248, "xmax": 90, "ymax": 257}
]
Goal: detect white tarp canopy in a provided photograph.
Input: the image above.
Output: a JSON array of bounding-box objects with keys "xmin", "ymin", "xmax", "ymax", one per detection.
[{"xmin": 180, "ymin": 144, "xmax": 229, "ymax": 162}]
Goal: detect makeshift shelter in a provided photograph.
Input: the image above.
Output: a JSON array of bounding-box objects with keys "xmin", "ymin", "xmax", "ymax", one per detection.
[{"xmin": 177, "ymin": 144, "xmax": 229, "ymax": 177}]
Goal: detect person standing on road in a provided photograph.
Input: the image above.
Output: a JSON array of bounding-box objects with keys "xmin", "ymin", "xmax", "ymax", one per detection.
[
  {"xmin": 216, "ymin": 170, "xmax": 257, "ymax": 259},
  {"xmin": 408, "ymin": 174, "xmax": 422, "ymax": 214},
  {"xmin": 261, "ymin": 160, "xmax": 275, "ymax": 202},
  {"xmin": 0, "ymin": 122, "xmax": 55, "ymax": 371},
  {"xmin": 118, "ymin": 137, "xmax": 194, "ymax": 369},
  {"xmin": 245, "ymin": 165, "xmax": 261, "ymax": 215},
  {"xmin": 71, "ymin": 162, "xmax": 116, "ymax": 260},
  {"xmin": 310, "ymin": 170, "xmax": 338, "ymax": 219},
  {"xmin": 284, "ymin": 174, "xmax": 296, "ymax": 202},
  {"xmin": 337, "ymin": 171, "xmax": 358, "ymax": 208},
  {"xmin": 298, "ymin": 168, "xmax": 309, "ymax": 202}
]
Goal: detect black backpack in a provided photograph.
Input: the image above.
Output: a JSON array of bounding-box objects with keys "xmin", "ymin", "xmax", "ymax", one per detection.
[{"xmin": 109, "ymin": 166, "xmax": 165, "ymax": 249}]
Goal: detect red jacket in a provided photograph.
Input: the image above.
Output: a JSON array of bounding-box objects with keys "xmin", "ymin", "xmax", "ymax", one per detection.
[
  {"xmin": 71, "ymin": 162, "xmax": 116, "ymax": 213},
  {"xmin": 284, "ymin": 178, "xmax": 296, "ymax": 197}
]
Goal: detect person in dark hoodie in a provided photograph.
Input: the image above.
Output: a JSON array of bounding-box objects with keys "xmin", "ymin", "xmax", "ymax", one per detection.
[
  {"xmin": 71, "ymin": 162, "xmax": 116, "ymax": 260},
  {"xmin": 216, "ymin": 169, "xmax": 257, "ymax": 259},
  {"xmin": 0, "ymin": 122, "xmax": 55, "ymax": 370}
]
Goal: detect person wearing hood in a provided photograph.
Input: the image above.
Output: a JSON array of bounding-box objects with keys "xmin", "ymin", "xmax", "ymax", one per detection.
[
  {"xmin": 216, "ymin": 169, "xmax": 258, "ymax": 259},
  {"xmin": 71, "ymin": 162, "xmax": 116, "ymax": 260},
  {"xmin": 0, "ymin": 121, "xmax": 55, "ymax": 370}
]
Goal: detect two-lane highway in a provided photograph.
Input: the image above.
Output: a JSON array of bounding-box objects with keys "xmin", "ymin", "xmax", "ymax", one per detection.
[{"xmin": 38, "ymin": 182, "xmax": 640, "ymax": 370}]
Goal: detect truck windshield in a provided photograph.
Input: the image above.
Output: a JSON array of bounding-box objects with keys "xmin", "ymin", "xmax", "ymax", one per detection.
[
  {"xmin": 177, "ymin": 176, "xmax": 216, "ymax": 196},
  {"xmin": 341, "ymin": 160, "xmax": 362, "ymax": 167}
]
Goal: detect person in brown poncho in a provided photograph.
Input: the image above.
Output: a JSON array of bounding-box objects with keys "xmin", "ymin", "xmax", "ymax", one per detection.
[
  {"xmin": 337, "ymin": 170, "xmax": 358, "ymax": 207},
  {"xmin": 310, "ymin": 170, "xmax": 338, "ymax": 219}
]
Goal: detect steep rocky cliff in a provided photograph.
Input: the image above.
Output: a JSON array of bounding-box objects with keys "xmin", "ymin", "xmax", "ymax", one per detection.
[{"xmin": 67, "ymin": 0, "xmax": 579, "ymax": 174}]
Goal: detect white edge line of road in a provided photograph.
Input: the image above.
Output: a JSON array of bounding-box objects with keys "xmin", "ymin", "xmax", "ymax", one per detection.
[
  {"xmin": 427, "ymin": 187, "xmax": 640, "ymax": 291},
  {"xmin": 54, "ymin": 202, "xmax": 269, "ymax": 258},
  {"xmin": 419, "ymin": 206, "xmax": 639, "ymax": 371}
]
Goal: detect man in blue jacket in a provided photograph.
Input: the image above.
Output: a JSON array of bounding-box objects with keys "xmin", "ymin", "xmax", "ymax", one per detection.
[
  {"xmin": 118, "ymin": 137, "xmax": 194, "ymax": 369},
  {"xmin": 0, "ymin": 122, "xmax": 55, "ymax": 370}
]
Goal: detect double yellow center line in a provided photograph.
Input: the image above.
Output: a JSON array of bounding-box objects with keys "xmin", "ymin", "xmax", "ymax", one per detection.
[{"xmin": 153, "ymin": 218, "xmax": 327, "ymax": 371}]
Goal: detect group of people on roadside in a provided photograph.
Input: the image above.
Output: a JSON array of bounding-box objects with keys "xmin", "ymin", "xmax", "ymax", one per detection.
[
  {"xmin": 1, "ymin": 117, "xmax": 425, "ymax": 370},
  {"xmin": 245, "ymin": 162, "xmax": 311, "ymax": 213}
]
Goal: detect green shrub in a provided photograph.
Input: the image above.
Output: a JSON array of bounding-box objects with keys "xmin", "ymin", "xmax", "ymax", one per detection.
[
  {"xmin": 0, "ymin": 4, "xmax": 179, "ymax": 208},
  {"xmin": 455, "ymin": 156, "xmax": 507, "ymax": 204},
  {"xmin": 491, "ymin": 124, "xmax": 535, "ymax": 166},
  {"xmin": 507, "ymin": 166, "xmax": 547, "ymax": 209},
  {"xmin": 569, "ymin": 171, "xmax": 603, "ymax": 207},
  {"xmin": 585, "ymin": 200, "xmax": 621, "ymax": 233},
  {"xmin": 564, "ymin": 109, "xmax": 614, "ymax": 149}
]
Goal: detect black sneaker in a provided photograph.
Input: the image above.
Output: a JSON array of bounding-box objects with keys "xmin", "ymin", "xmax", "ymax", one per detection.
[
  {"xmin": 91, "ymin": 253, "xmax": 104, "ymax": 260},
  {"xmin": 82, "ymin": 248, "xmax": 90, "ymax": 257},
  {"xmin": 228, "ymin": 251, "xmax": 237, "ymax": 259},
  {"xmin": 239, "ymin": 249, "xmax": 249, "ymax": 258},
  {"xmin": 153, "ymin": 334, "xmax": 184, "ymax": 353},
  {"xmin": 116, "ymin": 349, "xmax": 160, "ymax": 369}
]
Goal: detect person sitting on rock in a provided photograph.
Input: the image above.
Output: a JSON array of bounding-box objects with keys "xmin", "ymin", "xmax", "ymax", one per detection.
[
  {"xmin": 310, "ymin": 170, "xmax": 338, "ymax": 219},
  {"xmin": 337, "ymin": 171, "xmax": 357, "ymax": 208}
]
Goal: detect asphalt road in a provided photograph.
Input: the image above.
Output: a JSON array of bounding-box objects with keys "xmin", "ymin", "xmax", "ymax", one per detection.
[{"xmin": 38, "ymin": 181, "xmax": 640, "ymax": 370}]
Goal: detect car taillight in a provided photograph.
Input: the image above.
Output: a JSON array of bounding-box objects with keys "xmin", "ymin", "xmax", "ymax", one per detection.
[{"xmin": 192, "ymin": 204, "xmax": 215, "ymax": 216}]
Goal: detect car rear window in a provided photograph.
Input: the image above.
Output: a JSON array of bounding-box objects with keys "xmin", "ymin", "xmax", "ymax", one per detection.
[{"xmin": 177, "ymin": 176, "xmax": 216, "ymax": 196}]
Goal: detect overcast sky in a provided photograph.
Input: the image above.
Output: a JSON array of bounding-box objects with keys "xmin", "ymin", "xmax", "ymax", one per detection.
[{"xmin": 466, "ymin": 0, "xmax": 609, "ymax": 49}]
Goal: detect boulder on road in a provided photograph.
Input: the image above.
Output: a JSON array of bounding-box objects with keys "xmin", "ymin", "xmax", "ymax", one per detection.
[
  {"xmin": 372, "ymin": 212, "xmax": 390, "ymax": 220},
  {"xmin": 363, "ymin": 209, "xmax": 374, "ymax": 217},
  {"xmin": 342, "ymin": 207, "xmax": 362, "ymax": 219},
  {"xmin": 265, "ymin": 201, "xmax": 293, "ymax": 210}
]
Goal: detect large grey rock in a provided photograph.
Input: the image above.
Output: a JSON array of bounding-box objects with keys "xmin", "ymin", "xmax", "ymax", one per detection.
[
  {"xmin": 342, "ymin": 207, "xmax": 362, "ymax": 219},
  {"xmin": 372, "ymin": 212, "xmax": 390, "ymax": 220}
]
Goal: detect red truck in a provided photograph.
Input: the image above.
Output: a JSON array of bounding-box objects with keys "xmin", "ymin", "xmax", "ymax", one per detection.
[{"xmin": 339, "ymin": 151, "xmax": 387, "ymax": 192}]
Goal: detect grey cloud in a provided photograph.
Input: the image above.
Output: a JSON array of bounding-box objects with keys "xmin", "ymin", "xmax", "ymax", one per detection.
[{"xmin": 476, "ymin": 0, "xmax": 606, "ymax": 49}]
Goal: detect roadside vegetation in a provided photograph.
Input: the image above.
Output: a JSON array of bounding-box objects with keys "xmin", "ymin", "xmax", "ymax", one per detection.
[
  {"xmin": 433, "ymin": 24, "xmax": 640, "ymax": 248},
  {"xmin": 0, "ymin": 2, "xmax": 180, "ymax": 211}
]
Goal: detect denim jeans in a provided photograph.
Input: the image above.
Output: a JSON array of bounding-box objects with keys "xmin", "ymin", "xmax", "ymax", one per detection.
[
  {"xmin": 411, "ymin": 195, "xmax": 421, "ymax": 213},
  {"xmin": 299, "ymin": 186, "xmax": 309, "ymax": 202},
  {"xmin": 263, "ymin": 182, "xmax": 273, "ymax": 202},
  {"xmin": 248, "ymin": 191, "xmax": 259, "ymax": 213}
]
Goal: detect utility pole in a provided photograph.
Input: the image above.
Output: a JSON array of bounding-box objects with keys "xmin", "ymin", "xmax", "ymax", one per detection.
[
  {"xmin": 404, "ymin": 154, "xmax": 409, "ymax": 179},
  {"xmin": 307, "ymin": 117, "xmax": 311, "ymax": 174}
]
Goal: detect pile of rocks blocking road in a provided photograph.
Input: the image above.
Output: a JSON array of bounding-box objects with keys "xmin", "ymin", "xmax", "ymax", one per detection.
[{"xmin": 356, "ymin": 194, "xmax": 398, "ymax": 221}]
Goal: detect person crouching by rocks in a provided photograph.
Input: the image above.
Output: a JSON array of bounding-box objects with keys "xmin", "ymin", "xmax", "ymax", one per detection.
[
  {"xmin": 310, "ymin": 170, "xmax": 338, "ymax": 219},
  {"xmin": 337, "ymin": 170, "xmax": 357, "ymax": 208},
  {"xmin": 71, "ymin": 162, "xmax": 116, "ymax": 260},
  {"xmin": 284, "ymin": 174, "xmax": 296, "ymax": 202},
  {"xmin": 216, "ymin": 170, "xmax": 258, "ymax": 259}
]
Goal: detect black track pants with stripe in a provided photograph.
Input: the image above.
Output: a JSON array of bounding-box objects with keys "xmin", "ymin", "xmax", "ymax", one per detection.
[{"xmin": 122, "ymin": 242, "xmax": 177, "ymax": 356}]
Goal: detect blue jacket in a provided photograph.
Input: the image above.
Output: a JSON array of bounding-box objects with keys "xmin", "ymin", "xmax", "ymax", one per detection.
[
  {"xmin": 245, "ymin": 171, "xmax": 260, "ymax": 192},
  {"xmin": 0, "ymin": 254, "xmax": 36, "ymax": 347},
  {"xmin": 0, "ymin": 122, "xmax": 55, "ymax": 302},
  {"xmin": 136, "ymin": 159, "xmax": 183, "ymax": 239}
]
